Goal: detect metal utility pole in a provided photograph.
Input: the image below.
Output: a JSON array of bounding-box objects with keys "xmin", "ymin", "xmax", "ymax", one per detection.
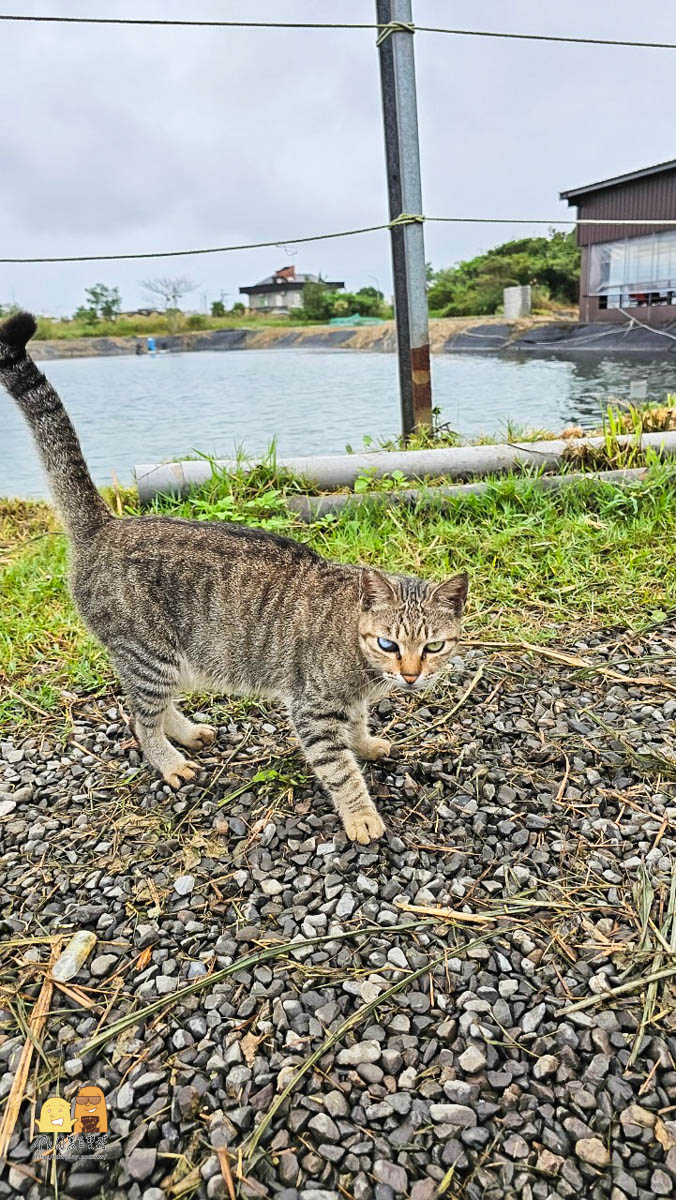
[{"xmin": 376, "ymin": 0, "xmax": 432, "ymax": 438}]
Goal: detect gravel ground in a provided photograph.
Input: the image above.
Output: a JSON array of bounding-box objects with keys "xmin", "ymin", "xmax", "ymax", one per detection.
[{"xmin": 1, "ymin": 619, "xmax": 676, "ymax": 1200}]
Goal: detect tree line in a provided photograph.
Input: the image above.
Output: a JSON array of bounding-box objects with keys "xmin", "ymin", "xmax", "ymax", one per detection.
[{"xmin": 427, "ymin": 230, "xmax": 580, "ymax": 316}]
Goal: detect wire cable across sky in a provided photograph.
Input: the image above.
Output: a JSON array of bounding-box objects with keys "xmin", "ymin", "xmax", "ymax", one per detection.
[
  {"xmin": 0, "ymin": 13, "xmax": 675, "ymax": 52},
  {"xmin": 6, "ymin": 215, "xmax": 676, "ymax": 265}
]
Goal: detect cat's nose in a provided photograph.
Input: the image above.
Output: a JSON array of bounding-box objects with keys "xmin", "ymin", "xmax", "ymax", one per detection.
[{"xmin": 402, "ymin": 672, "xmax": 419, "ymax": 686}]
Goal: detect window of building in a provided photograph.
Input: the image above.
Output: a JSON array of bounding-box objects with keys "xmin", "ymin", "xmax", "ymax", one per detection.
[{"xmin": 589, "ymin": 231, "xmax": 676, "ymax": 309}]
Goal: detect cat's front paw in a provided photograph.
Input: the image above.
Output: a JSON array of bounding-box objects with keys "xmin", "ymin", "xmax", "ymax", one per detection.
[
  {"xmin": 163, "ymin": 760, "xmax": 199, "ymax": 789},
  {"xmin": 342, "ymin": 805, "xmax": 385, "ymax": 845},
  {"xmin": 358, "ymin": 736, "xmax": 392, "ymax": 762}
]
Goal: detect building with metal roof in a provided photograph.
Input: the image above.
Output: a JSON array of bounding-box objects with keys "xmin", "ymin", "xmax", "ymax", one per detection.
[{"xmin": 561, "ymin": 159, "xmax": 676, "ymax": 324}]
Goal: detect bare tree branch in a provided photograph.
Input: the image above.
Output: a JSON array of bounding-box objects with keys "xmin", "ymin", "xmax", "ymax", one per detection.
[{"xmin": 140, "ymin": 276, "xmax": 197, "ymax": 310}]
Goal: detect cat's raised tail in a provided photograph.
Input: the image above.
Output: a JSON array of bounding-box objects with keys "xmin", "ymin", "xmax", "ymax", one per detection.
[{"xmin": 0, "ymin": 311, "xmax": 111, "ymax": 540}]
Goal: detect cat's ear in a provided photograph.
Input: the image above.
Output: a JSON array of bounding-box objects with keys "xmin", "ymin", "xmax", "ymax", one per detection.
[
  {"xmin": 360, "ymin": 569, "xmax": 397, "ymax": 611},
  {"xmin": 430, "ymin": 572, "xmax": 469, "ymax": 615}
]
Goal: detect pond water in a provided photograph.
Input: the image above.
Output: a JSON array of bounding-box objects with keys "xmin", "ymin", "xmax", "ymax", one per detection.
[{"xmin": 3, "ymin": 347, "xmax": 676, "ymax": 498}]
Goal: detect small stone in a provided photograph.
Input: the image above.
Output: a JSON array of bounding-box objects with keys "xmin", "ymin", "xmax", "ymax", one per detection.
[
  {"xmin": 497, "ymin": 980, "xmax": 518, "ymax": 1000},
  {"xmin": 360, "ymin": 981, "xmax": 382, "ymax": 1004},
  {"xmin": 187, "ymin": 961, "xmax": 208, "ymax": 979},
  {"xmin": 90, "ymin": 954, "xmax": 117, "ymax": 977},
  {"xmin": 261, "ymin": 878, "xmax": 283, "ymax": 896},
  {"xmin": 277, "ymin": 1150, "xmax": 299, "ymax": 1185},
  {"xmin": 575, "ymin": 1138, "xmax": 610, "ymax": 1167},
  {"xmin": 335, "ymin": 891, "xmax": 355, "ymax": 918},
  {"xmin": 381, "ymin": 1048, "xmax": 403, "ymax": 1074},
  {"xmin": 174, "ymin": 875, "xmax": 195, "ymax": 895},
  {"xmin": 0, "ymin": 800, "xmax": 17, "ymax": 817},
  {"xmin": 458, "ymin": 1046, "xmax": 486, "ymax": 1073},
  {"xmin": 64, "ymin": 1056, "xmax": 84, "ymax": 1078},
  {"xmin": 117, "ymin": 1081, "xmax": 134, "ymax": 1110},
  {"xmin": 443, "ymin": 1080, "xmax": 474, "ymax": 1104},
  {"xmin": 533, "ymin": 1054, "xmax": 558, "ymax": 1079},
  {"xmin": 336, "ymin": 1040, "xmax": 381, "ymax": 1066},
  {"xmin": 308, "ymin": 1113, "xmax": 339, "ymax": 1142},
  {"xmin": 207, "ymin": 1178, "xmax": 229, "ymax": 1199},
  {"xmin": 619, "ymin": 1104, "xmax": 655, "ymax": 1128},
  {"xmin": 429, "ymin": 1104, "xmax": 476, "ymax": 1128},
  {"xmin": 521, "ymin": 1002, "xmax": 546, "ymax": 1033},
  {"xmin": 356, "ymin": 873, "xmax": 379, "ymax": 895},
  {"xmin": 373, "ymin": 1160, "xmax": 408, "ymax": 1193},
  {"xmin": 651, "ymin": 1169, "xmax": 673, "ymax": 1196},
  {"xmin": 177, "ymin": 1085, "xmax": 200, "ymax": 1118},
  {"xmin": 388, "ymin": 946, "xmax": 409, "ymax": 969},
  {"xmin": 410, "ymin": 1183, "xmax": 437, "ymax": 1200},
  {"xmin": 127, "ymin": 1148, "xmax": 157, "ymax": 1181},
  {"xmin": 63, "ymin": 1174, "xmax": 105, "ymax": 1198},
  {"xmin": 504, "ymin": 1134, "xmax": 529, "ymax": 1159},
  {"xmin": 324, "ymin": 1090, "xmax": 349, "ymax": 1118},
  {"xmin": 7, "ymin": 1168, "xmax": 30, "ymax": 1195},
  {"xmin": 155, "ymin": 976, "xmax": 178, "ymax": 994},
  {"xmin": 536, "ymin": 1149, "xmax": 563, "ymax": 1173}
]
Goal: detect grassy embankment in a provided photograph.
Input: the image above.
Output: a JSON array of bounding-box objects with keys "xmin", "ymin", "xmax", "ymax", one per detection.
[
  {"xmin": 32, "ymin": 312, "xmax": 303, "ymax": 340},
  {"xmin": 2, "ymin": 402, "xmax": 676, "ymax": 728},
  {"xmin": 31, "ymin": 311, "xmax": 575, "ymax": 348}
]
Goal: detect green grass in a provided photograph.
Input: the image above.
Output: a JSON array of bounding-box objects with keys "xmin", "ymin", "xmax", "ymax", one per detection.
[
  {"xmin": 32, "ymin": 312, "xmax": 322, "ymax": 341},
  {"xmin": 2, "ymin": 461, "xmax": 676, "ymax": 727}
]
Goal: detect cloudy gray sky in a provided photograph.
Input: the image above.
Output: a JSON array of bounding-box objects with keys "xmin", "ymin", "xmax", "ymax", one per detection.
[{"xmin": 1, "ymin": 0, "xmax": 674, "ymax": 316}]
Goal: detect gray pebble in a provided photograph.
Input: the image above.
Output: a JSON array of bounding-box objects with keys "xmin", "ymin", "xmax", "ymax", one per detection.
[
  {"xmin": 126, "ymin": 1148, "xmax": 157, "ymax": 1181},
  {"xmin": 90, "ymin": 954, "xmax": 117, "ymax": 977},
  {"xmin": 429, "ymin": 1104, "xmax": 477, "ymax": 1128},
  {"xmin": 458, "ymin": 1045, "xmax": 486, "ymax": 1073},
  {"xmin": 521, "ymin": 1002, "xmax": 546, "ymax": 1033},
  {"xmin": 173, "ymin": 875, "xmax": 195, "ymax": 895},
  {"xmin": 308, "ymin": 1113, "xmax": 340, "ymax": 1142},
  {"xmin": 373, "ymin": 1160, "xmax": 408, "ymax": 1193},
  {"xmin": 651, "ymin": 1170, "xmax": 673, "ymax": 1196},
  {"xmin": 575, "ymin": 1138, "xmax": 610, "ymax": 1167},
  {"xmin": 336, "ymin": 1041, "xmax": 381, "ymax": 1066}
]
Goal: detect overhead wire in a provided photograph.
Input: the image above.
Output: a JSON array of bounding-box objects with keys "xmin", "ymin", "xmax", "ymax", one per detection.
[
  {"xmin": 6, "ymin": 216, "xmax": 676, "ymax": 265},
  {"xmin": 0, "ymin": 13, "xmax": 675, "ymax": 51},
  {"xmin": 2, "ymin": 15, "xmax": 675, "ymax": 265}
]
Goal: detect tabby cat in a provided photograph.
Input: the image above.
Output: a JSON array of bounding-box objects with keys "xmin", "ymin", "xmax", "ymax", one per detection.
[{"xmin": 0, "ymin": 312, "xmax": 468, "ymax": 844}]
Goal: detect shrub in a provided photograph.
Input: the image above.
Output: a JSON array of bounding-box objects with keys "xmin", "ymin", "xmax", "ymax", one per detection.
[{"xmin": 187, "ymin": 313, "xmax": 208, "ymax": 330}]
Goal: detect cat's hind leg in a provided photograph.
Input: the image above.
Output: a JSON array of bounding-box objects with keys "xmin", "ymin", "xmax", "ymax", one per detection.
[
  {"xmin": 114, "ymin": 651, "xmax": 199, "ymax": 789},
  {"xmin": 163, "ymin": 703, "xmax": 216, "ymax": 751}
]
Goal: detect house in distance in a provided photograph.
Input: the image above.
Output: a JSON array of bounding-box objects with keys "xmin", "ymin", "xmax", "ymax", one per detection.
[
  {"xmin": 239, "ymin": 265, "xmax": 344, "ymax": 314},
  {"xmin": 561, "ymin": 158, "xmax": 676, "ymax": 324}
]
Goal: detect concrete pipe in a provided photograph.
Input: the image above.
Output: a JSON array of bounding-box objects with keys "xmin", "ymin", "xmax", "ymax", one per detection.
[
  {"xmin": 286, "ymin": 468, "xmax": 652, "ymax": 521},
  {"xmin": 134, "ymin": 430, "xmax": 676, "ymax": 506}
]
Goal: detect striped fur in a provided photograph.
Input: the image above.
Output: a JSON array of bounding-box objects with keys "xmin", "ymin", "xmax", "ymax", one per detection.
[
  {"xmin": 0, "ymin": 311, "xmax": 468, "ymax": 844},
  {"xmin": 0, "ymin": 313, "xmax": 110, "ymax": 540}
]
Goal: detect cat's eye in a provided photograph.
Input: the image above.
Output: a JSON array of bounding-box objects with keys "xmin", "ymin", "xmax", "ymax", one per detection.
[
  {"xmin": 377, "ymin": 636, "xmax": 399, "ymax": 653},
  {"xmin": 425, "ymin": 640, "xmax": 446, "ymax": 653}
]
